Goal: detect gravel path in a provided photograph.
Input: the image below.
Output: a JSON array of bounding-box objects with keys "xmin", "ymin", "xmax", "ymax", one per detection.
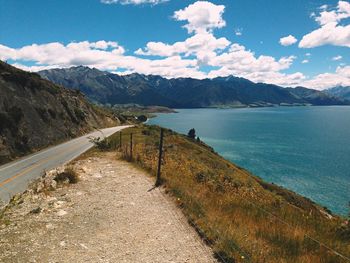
[{"xmin": 0, "ymin": 153, "xmax": 217, "ymax": 263}]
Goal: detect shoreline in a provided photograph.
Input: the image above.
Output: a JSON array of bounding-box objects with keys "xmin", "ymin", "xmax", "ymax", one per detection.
[{"xmin": 148, "ymin": 107, "xmax": 350, "ymax": 216}]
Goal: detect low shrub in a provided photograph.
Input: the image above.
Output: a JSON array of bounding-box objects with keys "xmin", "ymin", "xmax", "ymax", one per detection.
[
  {"xmin": 89, "ymin": 136, "xmax": 112, "ymax": 151},
  {"xmin": 54, "ymin": 167, "xmax": 79, "ymax": 184}
]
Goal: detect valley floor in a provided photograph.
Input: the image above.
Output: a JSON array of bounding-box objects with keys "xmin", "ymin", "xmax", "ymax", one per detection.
[{"xmin": 0, "ymin": 152, "xmax": 216, "ymax": 263}]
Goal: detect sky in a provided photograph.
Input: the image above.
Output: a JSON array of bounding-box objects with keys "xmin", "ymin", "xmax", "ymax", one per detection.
[{"xmin": 0, "ymin": 0, "xmax": 349, "ymax": 89}]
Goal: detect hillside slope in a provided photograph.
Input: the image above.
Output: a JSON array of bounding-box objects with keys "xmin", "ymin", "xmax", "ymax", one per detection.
[
  {"xmin": 326, "ymin": 86, "xmax": 350, "ymax": 101},
  {"xmin": 39, "ymin": 66, "xmax": 349, "ymax": 108},
  {"xmin": 286, "ymin": 87, "xmax": 349, "ymax": 105},
  {"xmin": 114, "ymin": 126, "xmax": 350, "ymax": 263},
  {"xmin": 0, "ymin": 62, "xmax": 117, "ymax": 164}
]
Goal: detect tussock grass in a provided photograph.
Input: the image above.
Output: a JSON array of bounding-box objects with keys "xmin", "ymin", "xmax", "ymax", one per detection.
[{"xmin": 106, "ymin": 125, "xmax": 350, "ymax": 263}]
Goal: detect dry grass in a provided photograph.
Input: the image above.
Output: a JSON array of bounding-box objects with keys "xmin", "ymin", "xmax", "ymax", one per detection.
[{"xmin": 105, "ymin": 125, "xmax": 350, "ymax": 263}]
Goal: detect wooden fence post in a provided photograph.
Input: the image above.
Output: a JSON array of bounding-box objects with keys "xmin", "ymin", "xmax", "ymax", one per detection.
[
  {"xmin": 155, "ymin": 128, "xmax": 164, "ymax": 187},
  {"xmin": 130, "ymin": 133, "xmax": 133, "ymax": 161},
  {"xmin": 119, "ymin": 131, "xmax": 122, "ymax": 149}
]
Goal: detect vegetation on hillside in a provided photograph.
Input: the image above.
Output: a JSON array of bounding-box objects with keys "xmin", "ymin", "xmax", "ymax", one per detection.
[
  {"xmin": 0, "ymin": 61, "xmax": 118, "ymax": 165},
  {"xmin": 100, "ymin": 125, "xmax": 350, "ymax": 263}
]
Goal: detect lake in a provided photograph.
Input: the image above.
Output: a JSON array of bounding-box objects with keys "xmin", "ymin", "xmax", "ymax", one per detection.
[{"xmin": 148, "ymin": 106, "xmax": 350, "ymax": 215}]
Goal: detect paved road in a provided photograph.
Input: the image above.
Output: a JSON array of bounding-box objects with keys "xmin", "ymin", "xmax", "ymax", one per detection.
[{"xmin": 0, "ymin": 125, "xmax": 131, "ymax": 204}]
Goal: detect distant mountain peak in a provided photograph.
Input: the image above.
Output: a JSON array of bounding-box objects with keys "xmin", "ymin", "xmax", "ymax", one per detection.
[
  {"xmin": 325, "ymin": 86, "xmax": 350, "ymax": 101},
  {"xmin": 38, "ymin": 66, "xmax": 349, "ymax": 108}
]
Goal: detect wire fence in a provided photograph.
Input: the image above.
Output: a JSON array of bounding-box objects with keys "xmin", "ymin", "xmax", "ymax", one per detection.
[{"xmin": 96, "ymin": 127, "xmax": 350, "ymax": 263}]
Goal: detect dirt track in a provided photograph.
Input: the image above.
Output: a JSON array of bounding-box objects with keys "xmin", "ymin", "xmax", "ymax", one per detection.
[{"xmin": 0, "ymin": 152, "xmax": 217, "ymax": 263}]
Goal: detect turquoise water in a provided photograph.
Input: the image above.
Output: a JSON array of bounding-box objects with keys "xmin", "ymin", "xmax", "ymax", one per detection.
[{"xmin": 149, "ymin": 106, "xmax": 350, "ymax": 215}]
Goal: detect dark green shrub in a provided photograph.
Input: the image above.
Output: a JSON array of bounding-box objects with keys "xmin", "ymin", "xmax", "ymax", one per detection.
[
  {"xmin": 0, "ymin": 112, "xmax": 12, "ymax": 133},
  {"xmin": 89, "ymin": 136, "xmax": 111, "ymax": 151},
  {"xmin": 188, "ymin": 128, "xmax": 196, "ymax": 139},
  {"xmin": 48, "ymin": 109, "xmax": 57, "ymax": 119},
  {"xmin": 137, "ymin": 115, "xmax": 147, "ymax": 122},
  {"xmin": 8, "ymin": 106, "xmax": 23, "ymax": 123},
  {"xmin": 54, "ymin": 168, "xmax": 79, "ymax": 184},
  {"xmin": 74, "ymin": 108, "xmax": 86, "ymax": 121},
  {"xmin": 35, "ymin": 107, "xmax": 49, "ymax": 122}
]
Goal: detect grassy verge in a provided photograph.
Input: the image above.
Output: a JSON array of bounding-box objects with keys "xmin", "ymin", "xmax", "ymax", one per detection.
[{"xmin": 96, "ymin": 125, "xmax": 350, "ymax": 263}]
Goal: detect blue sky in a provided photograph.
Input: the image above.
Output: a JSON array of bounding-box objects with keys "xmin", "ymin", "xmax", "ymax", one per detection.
[{"xmin": 0, "ymin": 0, "xmax": 349, "ymax": 89}]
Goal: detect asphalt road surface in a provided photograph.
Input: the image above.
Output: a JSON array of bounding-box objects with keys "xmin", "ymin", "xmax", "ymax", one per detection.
[{"xmin": 0, "ymin": 125, "xmax": 131, "ymax": 204}]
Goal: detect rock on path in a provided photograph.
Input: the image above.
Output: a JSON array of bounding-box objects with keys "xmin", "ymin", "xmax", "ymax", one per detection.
[{"xmin": 0, "ymin": 153, "xmax": 217, "ymax": 263}]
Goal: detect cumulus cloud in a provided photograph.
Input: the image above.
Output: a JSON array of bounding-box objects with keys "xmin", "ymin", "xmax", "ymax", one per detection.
[
  {"xmin": 101, "ymin": 0, "xmax": 168, "ymax": 5},
  {"xmin": 302, "ymin": 59, "xmax": 309, "ymax": 64},
  {"xmin": 4, "ymin": 39, "xmax": 347, "ymax": 89},
  {"xmin": 136, "ymin": 2, "xmax": 230, "ymax": 66},
  {"xmin": 301, "ymin": 66, "xmax": 350, "ymax": 89},
  {"xmin": 209, "ymin": 44, "xmax": 296, "ymax": 72},
  {"xmin": 132, "ymin": 1, "xmax": 304, "ymax": 86},
  {"xmin": 173, "ymin": 1, "xmax": 226, "ymax": 34},
  {"xmin": 205, "ymin": 43, "xmax": 302, "ymax": 86},
  {"xmin": 0, "ymin": 41, "xmax": 205, "ymax": 79},
  {"xmin": 299, "ymin": 1, "xmax": 350, "ymax": 48},
  {"xmin": 279, "ymin": 35, "xmax": 298, "ymax": 46},
  {"xmin": 3, "ymin": 0, "xmax": 346, "ymax": 90},
  {"xmin": 135, "ymin": 32, "xmax": 230, "ymax": 64},
  {"xmin": 0, "ymin": 41, "xmax": 125, "ymax": 66}
]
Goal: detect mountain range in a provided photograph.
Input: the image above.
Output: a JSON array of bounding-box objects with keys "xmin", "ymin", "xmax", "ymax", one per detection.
[
  {"xmin": 326, "ymin": 86, "xmax": 350, "ymax": 101},
  {"xmin": 39, "ymin": 66, "xmax": 349, "ymax": 108},
  {"xmin": 0, "ymin": 62, "xmax": 117, "ymax": 164}
]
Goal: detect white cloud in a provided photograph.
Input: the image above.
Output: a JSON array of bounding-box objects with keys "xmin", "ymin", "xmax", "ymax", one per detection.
[
  {"xmin": 302, "ymin": 59, "xmax": 309, "ymax": 64},
  {"xmin": 133, "ymin": 0, "xmax": 301, "ymax": 86},
  {"xmin": 209, "ymin": 43, "xmax": 296, "ymax": 72},
  {"xmin": 173, "ymin": 1, "xmax": 226, "ymax": 34},
  {"xmin": 332, "ymin": 55, "xmax": 343, "ymax": 61},
  {"xmin": 5, "ymin": 39, "xmax": 348, "ymax": 89},
  {"xmin": 320, "ymin": 4, "xmax": 328, "ymax": 10},
  {"xmin": 299, "ymin": 1, "xmax": 350, "ymax": 48},
  {"xmin": 136, "ymin": 2, "xmax": 230, "ymax": 66},
  {"xmin": 0, "ymin": 41, "xmax": 125, "ymax": 66},
  {"xmin": 11, "ymin": 63, "xmax": 60, "ymax": 72},
  {"xmin": 100, "ymin": 0, "xmax": 167, "ymax": 5},
  {"xmin": 90, "ymin": 40, "xmax": 121, "ymax": 49},
  {"xmin": 279, "ymin": 35, "xmax": 298, "ymax": 46},
  {"xmin": 135, "ymin": 32, "xmax": 230, "ymax": 62},
  {"xmin": 4, "ymin": 1, "xmax": 347, "ymax": 90},
  {"xmin": 0, "ymin": 41, "xmax": 205, "ymax": 79},
  {"xmin": 301, "ymin": 66, "xmax": 350, "ymax": 89},
  {"xmin": 299, "ymin": 22, "xmax": 350, "ymax": 48},
  {"xmin": 204, "ymin": 43, "xmax": 303, "ymax": 86}
]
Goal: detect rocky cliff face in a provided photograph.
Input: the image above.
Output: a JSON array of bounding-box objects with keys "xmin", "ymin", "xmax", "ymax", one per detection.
[{"xmin": 0, "ymin": 61, "xmax": 117, "ymax": 164}]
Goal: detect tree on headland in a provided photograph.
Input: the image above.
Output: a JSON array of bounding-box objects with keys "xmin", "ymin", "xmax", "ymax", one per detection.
[
  {"xmin": 187, "ymin": 128, "xmax": 196, "ymax": 139},
  {"xmin": 137, "ymin": 115, "xmax": 147, "ymax": 122}
]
